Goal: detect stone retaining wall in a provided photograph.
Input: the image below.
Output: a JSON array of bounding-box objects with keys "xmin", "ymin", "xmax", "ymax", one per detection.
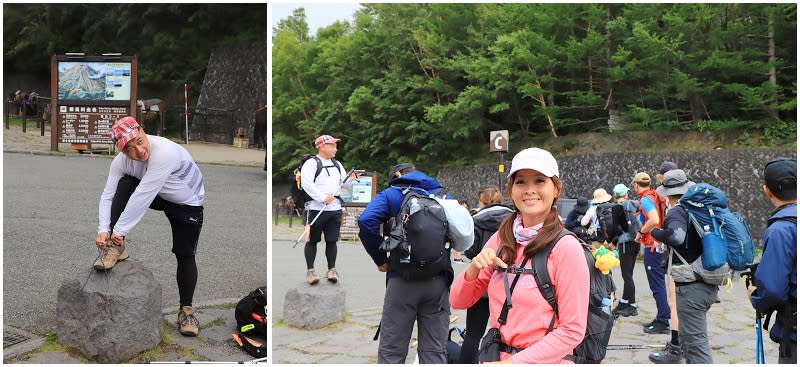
[
  {"xmin": 195, "ymin": 41, "xmax": 267, "ymax": 144},
  {"xmin": 271, "ymin": 148, "xmax": 795, "ymax": 245},
  {"xmin": 437, "ymin": 148, "xmax": 796, "ymax": 246}
]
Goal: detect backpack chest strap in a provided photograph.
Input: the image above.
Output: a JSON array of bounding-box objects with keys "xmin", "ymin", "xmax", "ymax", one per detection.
[{"xmin": 497, "ymin": 257, "xmax": 530, "ymax": 325}]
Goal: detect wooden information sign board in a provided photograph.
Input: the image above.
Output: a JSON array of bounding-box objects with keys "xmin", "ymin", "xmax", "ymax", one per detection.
[
  {"xmin": 58, "ymin": 105, "xmax": 130, "ymax": 144},
  {"xmin": 50, "ymin": 54, "xmax": 138, "ymax": 151}
]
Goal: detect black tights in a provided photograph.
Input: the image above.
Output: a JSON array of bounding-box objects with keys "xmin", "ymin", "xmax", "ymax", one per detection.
[
  {"xmin": 304, "ymin": 241, "xmax": 337, "ymax": 269},
  {"xmin": 619, "ymin": 241, "xmax": 640, "ymax": 304},
  {"xmin": 177, "ymin": 255, "xmax": 197, "ymax": 307},
  {"xmin": 110, "ymin": 175, "xmax": 202, "ymax": 307}
]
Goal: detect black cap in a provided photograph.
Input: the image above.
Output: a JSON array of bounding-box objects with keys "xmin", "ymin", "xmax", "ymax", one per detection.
[
  {"xmin": 764, "ymin": 157, "xmax": 797, "ymax": 198},
  {"xmin": 659, "ymin": 161, "xmax": 678, "ymax": 174},
  {"xmin": 574, "ymin": 196, "xmax": 590, "ymax": 214},
  {"xmin": 388, "ymin": 163, "xmax": 414, "ymax": 182}
]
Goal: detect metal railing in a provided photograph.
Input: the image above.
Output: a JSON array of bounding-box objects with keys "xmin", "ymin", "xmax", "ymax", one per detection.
[
  {"xmin": 273, "ymin": 202, "xmax": 301, "ymax": 227},
  {"xmin": 171, "ymin": 105, "xmax": 237, "ymax": 144},
  {"xmin": 4, "ymin": 96, "xmax": 51, "ymax": 136}
]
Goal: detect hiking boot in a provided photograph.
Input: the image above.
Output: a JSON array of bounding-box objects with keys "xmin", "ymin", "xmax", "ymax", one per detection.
[
  {"xmin": 612, "ymin": 303, "xmax": 639, "ymax": 317},
  {"xmin": 649, "ymin": 342, "xmax": 683, "ymax": 364},
  {"xmin": 177, "ymin": 306, "xmax": 200, "ymax": 336},
  {"xmin": 643, "ymin": 320, "xmax": 670, "ymax": 334},
  {"xmin": 306, "ymin": 269, "xmax": 320, "ymax": 285},
  {"xmin": 643, "ymin": 318, "xmax": 658, "ymax": 328},
  {"xmin": 325, "ymin": 268, "xmax": 339, "ymax": 283},
  {"xmin": 92, "ymin": 243, "xmax": 129, "ymax": 270}
]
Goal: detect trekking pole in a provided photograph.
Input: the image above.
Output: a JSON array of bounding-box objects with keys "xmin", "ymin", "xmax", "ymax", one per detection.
[
  {"xmin": 606, "ymin": 344, "xmax": 664, "ymax": 350},
  {"xmin": 756, "ymin": 311, "xmax": 765, "ymax": 364},
  {"xmin": 150, "ymin": 361, "xmax": 260, "ymax": 364},
  {"xmin": 292, "ymin": 168, "xmax": 358, "ymax": 248}
]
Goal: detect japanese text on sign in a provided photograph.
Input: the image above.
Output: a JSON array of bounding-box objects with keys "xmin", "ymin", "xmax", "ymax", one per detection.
[{"xmin": 59, "ymin": 105, "xmax": 129, "ymax": 144}]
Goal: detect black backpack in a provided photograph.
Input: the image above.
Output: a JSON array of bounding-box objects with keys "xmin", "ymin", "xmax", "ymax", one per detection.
[
  {"xmin": 290, "ymin": 154, "xmax": 343, "ymax": 212},
  {"xmin": 233, "ymin": 286, "xmax": 268, "ymax": 359},
  {"xmin": 234, "ymin": 286, "xmax": 268, "ymax": 337},
  {"xmin": 380, "ymin": 186, "xmax": 451, "ymax": 281},
  {"xmin": 446, "ymin": 327, "xmax": 465, "ymax": 364},
  {"xmin": 568, "ymin": 223, "xmax": 595, "ymax": 244},
  {"xmin": 232, "ymin": 332, "xmax": 267, "ymax": 359},
  {"xmin": 464, "ymin": 204, "xmax": 514, "ymax": 260},
  {"xmin": 595, "ymin": 202, "xmax": 621, "ymax": 243},
  {"xmin": 533, "ymin": 229, "xmax": 615, "ymax": 364}
]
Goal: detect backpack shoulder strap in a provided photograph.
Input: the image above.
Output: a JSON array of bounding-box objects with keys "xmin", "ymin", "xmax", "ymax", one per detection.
[
  {"xmin": 331, "ymin": 157, "xmax": 344, "ymax": 177},
  {"xmin": 496, "ymin": 255, "xmax": 531, "ymax": 325},
  {"xmin": 532, "ymin": 228, "xmax": 575, "ymax": 333},
  {"xmin": 311, "ymin": 156, "xmax": 324, "ymax": 182}
]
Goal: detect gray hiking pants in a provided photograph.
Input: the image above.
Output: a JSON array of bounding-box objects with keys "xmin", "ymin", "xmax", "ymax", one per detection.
[
  {"xmin": 675, "ymin": 281, "xmax": 719, "ymax": 364},
  {"xmin": 378, "ymin": 275, "xmax": 450, "ymax": 364}
]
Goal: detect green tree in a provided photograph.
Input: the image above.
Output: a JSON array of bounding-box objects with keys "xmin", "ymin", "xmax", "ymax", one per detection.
[{"xmin": 270, "ymin": 3, "xmax": 796, "ymax": 179}]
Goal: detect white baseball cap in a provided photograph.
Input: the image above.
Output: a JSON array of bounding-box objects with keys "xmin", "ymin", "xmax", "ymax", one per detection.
[{"xmin": 508, "ymin": 147, "xmax": 559, "ymax": 178}]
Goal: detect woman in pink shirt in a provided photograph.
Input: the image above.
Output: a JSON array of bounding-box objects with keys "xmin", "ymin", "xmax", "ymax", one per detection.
[{"xmin": 450, "ymin": 148, "xmax": 590, "ymax": 364}]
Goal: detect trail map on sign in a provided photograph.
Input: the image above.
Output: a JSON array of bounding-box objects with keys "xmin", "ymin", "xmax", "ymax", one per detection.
[{"xmin": 58, "ymin": 62, "xmax": 131, "ymax": 101}]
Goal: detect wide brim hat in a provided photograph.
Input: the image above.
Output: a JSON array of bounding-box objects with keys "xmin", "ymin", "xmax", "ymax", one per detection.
[
  {"xmin": 591, "ymin": 188, "xmax": 613, "ymax": 204},
  {"xmin": 656, "ymin": 169, "xmax": 695, "ymax": 197}
]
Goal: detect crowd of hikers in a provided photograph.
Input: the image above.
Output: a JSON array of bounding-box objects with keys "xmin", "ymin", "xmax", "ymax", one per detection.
[{"xmin": 295, "ymin": 134, "xmax": 796, "ymax": 364}]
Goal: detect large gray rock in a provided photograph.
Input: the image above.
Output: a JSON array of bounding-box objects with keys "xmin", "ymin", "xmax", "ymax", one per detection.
[
  {"xmin": 57, "ymin": 260, "xmax": 162, "ymax": 363},
  {"xmin": 283, "ymin": 281, "xmax": 345, "ymax": 329}
]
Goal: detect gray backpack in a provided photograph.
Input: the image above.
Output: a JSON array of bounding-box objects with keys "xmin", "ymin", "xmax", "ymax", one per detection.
[{"xmin": 617, "ymin": 199, "xmax": 640, "ymax": 244}]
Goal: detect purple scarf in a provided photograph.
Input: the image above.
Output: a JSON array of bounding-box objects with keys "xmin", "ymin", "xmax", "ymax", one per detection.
[{"xmin": 512, "ymin": 214, "xmax": 543, "ymax": 246}]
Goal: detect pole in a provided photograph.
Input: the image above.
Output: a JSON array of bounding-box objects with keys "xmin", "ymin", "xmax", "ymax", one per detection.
[
  {"xmin": 498, "ymin": 152, "xmax": 505, "ymax": 192},
  {"xmin": 606, "ymin": 344, "xmax": 663, "ymax": 350},
  {"xmin": 40, "ymin": 103, "xmax": 45, "ymax": 136},
  {"xmin": 756, "ymin": 312, "xmax": 765, "ymax": 364},
  {"xmin": 184, "ymin": 83, "xmax": 189, "ymax": 144}
]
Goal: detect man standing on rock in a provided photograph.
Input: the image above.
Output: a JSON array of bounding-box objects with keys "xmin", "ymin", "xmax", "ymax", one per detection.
[
  {"xmin": 300, "ymin": 134, "xmax": 359, "ymax": 285},
  {"xmin": 94, "ymin": 116, "xmax": 205, "ymax": 337}
]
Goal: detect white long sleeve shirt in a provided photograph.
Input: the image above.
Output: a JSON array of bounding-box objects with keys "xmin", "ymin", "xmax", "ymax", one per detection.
[
  {"xmin": 97, "ymin": 135, "xmax": 205, "ymax": 236},
  {"xmin": 581, "ymin": 205, "xmax": 599, "ymax": 229},
  {"xmin": 300, "ymin": 155, "xmax": 351, "ymax": 211}
]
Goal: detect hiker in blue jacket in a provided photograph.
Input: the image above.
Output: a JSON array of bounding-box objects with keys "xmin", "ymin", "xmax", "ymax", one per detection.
[
  {"xmin": 749, "ymin": 157, "xmax": 797, "ymax": 364},
  {"xmin": 358, "ymin": 163, "xmax": 453, "ymax": 364}
]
